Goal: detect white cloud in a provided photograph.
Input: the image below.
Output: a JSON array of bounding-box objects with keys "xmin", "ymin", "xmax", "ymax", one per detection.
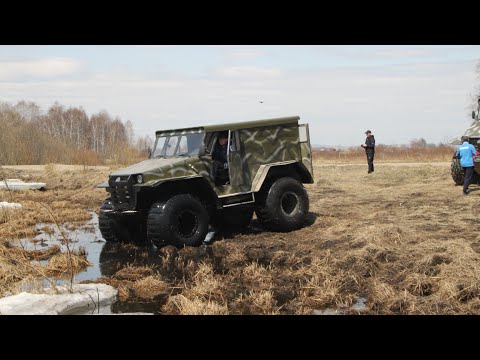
[
  {"xmin": 0, "ymin": 57, "xmax": 81, "ymax": 81},
  {"xmin": 229, "ymin": 49, "xmax": 266, "ymax": 60},
  {"xmin": 0, "ymin": 55, "xmax": 476, "ymax": 147},
  {"xmin": 217, "ymin": 66, "xmax": 282, "ymax": 78},
  {"xmin": 374, "ymin": 48, "xmax": 432, "ymax": 58}
]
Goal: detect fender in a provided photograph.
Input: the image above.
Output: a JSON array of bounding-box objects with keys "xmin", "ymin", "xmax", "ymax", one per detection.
[
  {"xmin": 134, "ymin": 175, "xmax": 219, "ymax": 211},
  {"xmin": 251, "ymin": 161, "xmax": 314, "ymax": 193}
]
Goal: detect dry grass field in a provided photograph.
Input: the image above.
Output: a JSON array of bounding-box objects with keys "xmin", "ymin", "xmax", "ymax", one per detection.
[{"xmin": 2, "ymin": 155, "xmax": 480, "ymax": 314}]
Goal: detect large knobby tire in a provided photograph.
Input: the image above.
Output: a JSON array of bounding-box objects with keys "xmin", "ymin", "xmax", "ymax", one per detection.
[
  {"xmin": 98, "ymin": 213, "xmax": 133, "ymax": 243},
  {"xmin": 255, "ymin": 177, "xmax": 309, "ymax": 232},
  {"xmin": 98, "ymin": 212, "xmax": 119, "ymax": 242},
  {"xmin": 147, "ymin": 194, "xmax": 209, "ymax": 248},
  {"xmin": 451, "ymin": 157, "xmax": 464, "ymax": 186},
  {"xmin": 99, "ymin": 199, "xmax": 120, "ymax": 242},
  {"xmin": 217, "ymin": 205, "xmax": 254, "ymax": 232},
  {"xmin": 98, "ymin": 199, "xmax": 145, "ymax": 244}
]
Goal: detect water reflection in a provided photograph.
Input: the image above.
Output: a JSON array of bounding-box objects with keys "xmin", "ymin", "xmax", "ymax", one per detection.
[
  {"xmin": 98, "ymin": 242, "xmax": 158, "ymax": 277},
  {"xmin": 15, "ymin": 213, "xmax": 264, "ymax": 314}
]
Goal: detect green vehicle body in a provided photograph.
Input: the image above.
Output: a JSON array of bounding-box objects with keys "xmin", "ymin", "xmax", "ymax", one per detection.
[
  {"xmin": 98, "ymin": 116, "xmax": 314, "ymax": 247},
  {"xmin": 450, "ymin": 100, "xmax": 480, "ymax": 185}
]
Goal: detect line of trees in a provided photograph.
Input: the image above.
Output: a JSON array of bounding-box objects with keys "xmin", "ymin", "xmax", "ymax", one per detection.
[{"xmin": 0, "ymin": 100, "xmax": 153, "ymax": 165}]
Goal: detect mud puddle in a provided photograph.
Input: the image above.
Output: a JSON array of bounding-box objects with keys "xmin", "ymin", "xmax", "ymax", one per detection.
[
  {"xmin": 15, "ymin": 214, "xmax": 355, "ymax": 315},
  {"xmin": 17, "ymin": 212, "xmax": 107, "ymax": 282},
  {"xmin": 14, "ymin": 213, "xmax": 224, "ymax": 314}
]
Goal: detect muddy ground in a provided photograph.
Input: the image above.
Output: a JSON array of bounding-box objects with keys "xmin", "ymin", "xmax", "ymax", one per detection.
[{"xmin": 2, "ymin": 161, "xmax": 480, "ymax": 314}]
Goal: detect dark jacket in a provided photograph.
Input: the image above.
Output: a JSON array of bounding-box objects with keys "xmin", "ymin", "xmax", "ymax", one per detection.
[
  {"xmin": 364, "ymin": 135, "xmax": 375, "ymax": 154},
  {"xmin": 212, "ymin": 142, "xmax": 229, "ymax": 183},
  {"xmin": 212, "ymin": 143, "xmax": 228, "ymax": 164}
]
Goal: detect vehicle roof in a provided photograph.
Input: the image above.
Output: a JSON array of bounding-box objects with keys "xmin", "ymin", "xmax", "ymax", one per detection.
[
  {"xmin": 463, "ymin": 120, "xmax": 480, "ymax": 138},
  {"xmin": 155, "ymin": 116, "xmax": 300, "ymax": 135}
]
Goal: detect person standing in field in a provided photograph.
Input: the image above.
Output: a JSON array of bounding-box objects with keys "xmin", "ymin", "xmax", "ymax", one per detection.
[
  {"xmin": 456, "ymin": 135, "xmax": 478, "ymax": 195},
  {"xmin": 361, "ymin": 130, "xmax": 375, "ymax": 174}
]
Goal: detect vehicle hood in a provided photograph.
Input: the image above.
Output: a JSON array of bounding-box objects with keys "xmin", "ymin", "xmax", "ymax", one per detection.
[{"xmin": 110, "ymin": 157, "xmax": 187, "ymax": 176}]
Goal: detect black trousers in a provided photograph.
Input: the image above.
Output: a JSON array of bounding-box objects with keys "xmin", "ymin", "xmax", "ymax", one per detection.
[
  {"xmin": 366, "ymin": 152, "xmax": 374, "ymax": 173},
  {"xmin": 463, "ymin": 166, "xmax": 475, "ymax": 192}
]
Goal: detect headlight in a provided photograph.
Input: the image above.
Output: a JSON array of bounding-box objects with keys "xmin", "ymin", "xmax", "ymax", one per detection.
[{"xmin": 136, "ymin": 174, "xmax": 143, "ymax": 184}]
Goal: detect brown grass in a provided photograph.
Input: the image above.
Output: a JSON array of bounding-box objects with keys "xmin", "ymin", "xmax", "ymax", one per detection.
[
  {"xmin": 0, "ymin": 165, "xmax": 111, "ymax": 295},
  {"xmin": 0, "ymin": 243, "xmax": 37, "ymax": 294},
  {"xmin": 133, "ymin": 276, "xmax": 169, "ymax": 300},
  {"xmin": 114, "ymin": 264, "xmax": 156, "ymax": 281},
  {"xmin": 0, "ymin": 166, "xmax": 110, "ymax": 241},
  {"xmin": 5, "ymin": 154, "xmax": 480, "ymax": 314},
  {"xmin": 314, "ymin": 144, "xmax": 454, "ymax": 163},
  {"xmin": 164, "ymin": 295, "xmax": 229, "ymax": 315},
  {"xmin": 43, "ymin": 248, "xmax": 91, "ymax": 277},
  {"xmin": 22, "ymin": 245, "xmax": 61, "ymax": 261},
  {"xmin": 0, "ymin": 203, "xmax": 22, "ymax": 224}
]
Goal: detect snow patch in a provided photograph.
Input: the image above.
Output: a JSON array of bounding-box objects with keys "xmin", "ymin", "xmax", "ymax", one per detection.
[
  {"xmin": 0, "ymin": 202, "xmax": 22, "ymax": 209},
  {"xmin": 0, "ymin": 284, "xmax": 118, "ymax": 315},
  {"xmin": 0, "ymin": 179, "xmax": 46, "ymax": 191}
]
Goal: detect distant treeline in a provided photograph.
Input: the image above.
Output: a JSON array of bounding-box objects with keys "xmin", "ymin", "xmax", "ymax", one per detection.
[{"xmin": 0, "ymin": 101, "xmax": 153, "ymax": 165}]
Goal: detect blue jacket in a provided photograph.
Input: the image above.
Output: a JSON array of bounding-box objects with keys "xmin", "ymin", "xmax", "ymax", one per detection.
[{"xmin": 456, "ymin": 141, "xmax": 477, "ymax": 167}]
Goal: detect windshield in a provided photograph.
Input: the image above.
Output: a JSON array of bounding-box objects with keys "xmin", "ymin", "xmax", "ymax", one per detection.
[{"xmin": 152, "ymin": 132, "xmax": 204, "ymax": 158}]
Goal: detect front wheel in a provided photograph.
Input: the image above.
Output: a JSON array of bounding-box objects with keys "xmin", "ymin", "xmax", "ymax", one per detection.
[
  {"xmin": 255, "ymin": 177, "xmax": 309, "ymax": 232},
  {"xmin": 451, "ymin": 157, "xmax": 464, "ymax": 186},
  {"xmin": 147, "ymin": 194, "xmax": 209, "ymax": 248},
  {"xmin": 98, "ymin": 199, "xmax": 147, "ymax": 244},
  {"xmin": 99, "ymin": 199, "xmax": 123, "ymax": 243}
]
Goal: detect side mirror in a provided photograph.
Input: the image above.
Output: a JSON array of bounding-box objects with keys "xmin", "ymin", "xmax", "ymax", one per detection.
[
  {"xmin": 472, "ymin": 111, "xmax": 476, "ymax": 120},
  {"xmin": 198, "ymin": 146, "xmax": 206, "ymax": 156},
  {"xmin": 147, "ymin": 147, "xmax": 152, "ymax": 158}
]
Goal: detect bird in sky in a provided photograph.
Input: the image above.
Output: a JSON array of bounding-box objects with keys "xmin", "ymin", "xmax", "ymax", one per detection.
[{"xmin": 259, "ymin": 101, "xmax": 263, "ymax": 103}]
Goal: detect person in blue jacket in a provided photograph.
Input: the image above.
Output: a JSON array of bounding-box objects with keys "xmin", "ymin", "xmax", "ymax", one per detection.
[{"xmin": 456, "ymin": 136, "xmax": 478, "ymax": 194}]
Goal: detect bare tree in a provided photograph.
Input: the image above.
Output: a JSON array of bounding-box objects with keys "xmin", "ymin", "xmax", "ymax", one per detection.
[
  {"xmin": 124, "ymin": 120, "xmax": 134, "ymax": 145},
  {"xmin": 410, "ymin": 138, "xmax": 428, "ymax": 148},
  {"xmin": 1, "ymin": 100, "xmax": 141, "ymax": 165},
  {"xmin": 14, "ymin": 101, "xmax": 41, "ymax": 122},
  {"xmin": 135, "ymin": 135, "xmax": 154, "ymax": 157}
]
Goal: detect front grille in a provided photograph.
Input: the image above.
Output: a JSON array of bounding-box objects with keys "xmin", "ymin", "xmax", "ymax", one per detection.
[{"xmin": 108, "ymin": 175, "xmax": 136, "ymax": 210}]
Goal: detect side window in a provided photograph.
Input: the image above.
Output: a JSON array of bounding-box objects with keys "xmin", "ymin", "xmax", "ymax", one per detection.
[{"xmin": 187, "ymin": 133, "xmax": 204, "ymax": 155}]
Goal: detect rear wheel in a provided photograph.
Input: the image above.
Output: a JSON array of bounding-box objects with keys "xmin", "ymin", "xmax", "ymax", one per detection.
[
  {"xmin": 255, "ymin": 177, "xmax": 309, "ymax": 232},
  {"xmin": 147, "ymin": 194, "xmax": 209, "ymax": 248}
]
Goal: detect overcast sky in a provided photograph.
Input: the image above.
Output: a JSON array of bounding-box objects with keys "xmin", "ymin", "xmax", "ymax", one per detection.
[{"xmin": 0, "ymin": 45, "xmax": 479, "ymax": 146}]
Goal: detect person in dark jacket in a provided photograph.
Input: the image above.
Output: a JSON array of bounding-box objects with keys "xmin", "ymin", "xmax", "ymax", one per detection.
[
  {"xmin": 212, "ymin": 131, "xmax": 229, "ymax": 185},
  {"xmin": 361, "ymin": 130, "xmax": 375, "ymax": 173},
  {"xmin": 456, "ymin": 135, "xmax": 478, "ymax": 195}
]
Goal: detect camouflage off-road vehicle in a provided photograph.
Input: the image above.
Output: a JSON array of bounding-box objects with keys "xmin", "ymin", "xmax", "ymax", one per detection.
[
  {"xmin": 97, "ymin": 116, "xmax": 314, "ymax": 248},
  {"xmin": 451, "ymin": 99, "xmax": 480, "ymax": 185}
]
